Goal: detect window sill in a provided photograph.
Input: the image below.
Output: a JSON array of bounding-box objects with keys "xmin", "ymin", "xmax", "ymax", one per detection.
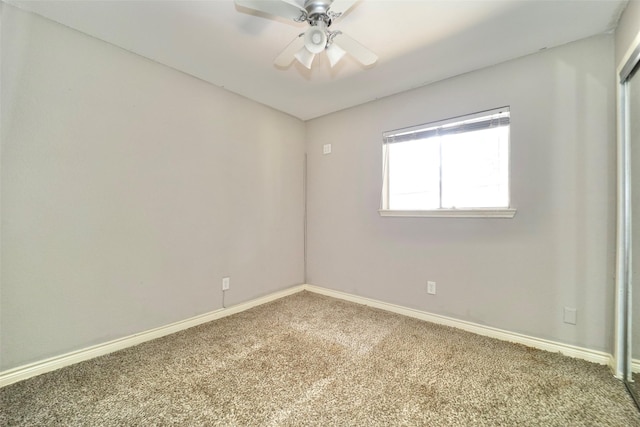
[{"xmin": 378, "ymin": 208, "xmax": 517, "ymax": 218}]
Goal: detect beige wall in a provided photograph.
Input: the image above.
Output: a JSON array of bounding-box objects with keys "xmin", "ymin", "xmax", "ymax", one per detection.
[
  {"xmin": 1, "ymin": 3, "xmax": 631, "ymax": 373},
  {"xmin": 1, "ymin": 5, "xmax": 305, "ymax": 370},
  {"xmin": 306, "ymin": 35, "xmax": 616, "ymax": 353}
]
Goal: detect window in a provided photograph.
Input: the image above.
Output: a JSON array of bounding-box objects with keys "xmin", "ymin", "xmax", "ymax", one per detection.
[{"xmin": 380, "ymin": 107, "xmax": 516, "ymax": 218}]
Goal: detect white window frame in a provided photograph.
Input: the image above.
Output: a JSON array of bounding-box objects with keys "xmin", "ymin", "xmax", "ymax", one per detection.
[{"xmin": 379, "ymin": 107, "xmax": 516, "ymax": 218}]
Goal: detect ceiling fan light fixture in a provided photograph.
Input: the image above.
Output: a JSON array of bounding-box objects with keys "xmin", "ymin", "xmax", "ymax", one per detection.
[
  {"xmin": 235, "ymin": 0, "xmax": 377, "ymax": 70},
  {"xmin": 326, "ymin": 43, "xmax": 346, "ymax": 67},
  {"xmin": 303, "ymin": 22, "xmax": 327, "ymax": 54},
  {"xmin": 294, "ymin": 47, "xmax": 316, "ymax": 69}
]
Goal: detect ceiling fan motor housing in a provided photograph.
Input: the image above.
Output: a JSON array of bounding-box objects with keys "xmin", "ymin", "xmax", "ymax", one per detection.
[{"xmin": 304, "ymin": 0, "xmax": 333, "ymax": 26}]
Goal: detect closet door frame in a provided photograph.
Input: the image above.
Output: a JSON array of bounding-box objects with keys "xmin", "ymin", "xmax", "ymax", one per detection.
[{"xmin": 615, "ymin": 38, "xmax": 640, "ymax": 391}]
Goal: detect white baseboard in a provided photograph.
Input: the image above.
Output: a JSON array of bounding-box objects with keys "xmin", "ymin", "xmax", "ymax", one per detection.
[
  {"xmin": 0, "ymin": 285, "xmax": 306, "ymax": 388},
  {"xmin": 301, "ymin": 284, "xmax": 612, "ymax": 367},
  {"xmin": 0, "ymin": 283, "xmax": 618, "ymax": 388}
]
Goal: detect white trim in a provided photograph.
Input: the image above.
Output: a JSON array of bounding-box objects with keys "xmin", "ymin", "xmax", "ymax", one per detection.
[
  {"xmin": 1, "ymin": 283, "xmax": 613, "ymax": 388},
  {"xmin": 0, "ymin": 285, "xmax": 306, "ymax": 388},
  {"xmin": 378, "ymin": 208, "xmax": 517, "ymax": 218},
  {"xmin": 302, "ymin": 284, "xmax": 611, "ymax": 367},
  {"xmin": 632, "ymin": 358, "xmax": 640, "ymax": 374}
]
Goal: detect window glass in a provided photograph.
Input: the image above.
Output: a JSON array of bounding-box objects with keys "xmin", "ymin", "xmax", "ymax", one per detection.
[{"xmin": 382, "ymin": 107, "xmax": 510, "ymax": 212}]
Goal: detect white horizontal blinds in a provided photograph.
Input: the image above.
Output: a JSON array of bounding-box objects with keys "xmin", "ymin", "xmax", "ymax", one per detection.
[
  {"xmin": 383, "ymin": 107, "xmax": 510, "ymax": 144},
  {"xmin": 381, "ymin": 106, "xmax": 511, "ymax": 212}
]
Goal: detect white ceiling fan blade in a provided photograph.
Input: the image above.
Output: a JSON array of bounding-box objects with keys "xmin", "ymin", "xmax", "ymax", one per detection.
[
  {"xmin": 333, "ymin": 32, "xmax": 377, "ymax": 66},
  {"xmin": 235, "ymin": 0, "xmax": 306, "ymax": 21},
  {"xmin": 274, "ymin": 34, "xmax": 305, "ymax": 67},
  {"xmin": 329, "ymin": 0, "xmax": 358, "ymax": 17}
]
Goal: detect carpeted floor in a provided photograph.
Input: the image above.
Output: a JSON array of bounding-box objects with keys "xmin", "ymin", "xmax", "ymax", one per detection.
[{"xmin": 2, "ymin": 291, "xmax": 639, "ymax": 426}]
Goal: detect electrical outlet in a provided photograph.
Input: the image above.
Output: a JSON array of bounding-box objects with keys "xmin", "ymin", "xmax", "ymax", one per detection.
[
  {"xmin": 222, "ymin": 277, "xmax": 230, "ymax": 291},
  {"xmin": 427, "ymin": 281, "xmax": 436, "ymax": 295},
  {"xmin": 563, "ymin": 307, "xmax": 577, "ymax": 325}
]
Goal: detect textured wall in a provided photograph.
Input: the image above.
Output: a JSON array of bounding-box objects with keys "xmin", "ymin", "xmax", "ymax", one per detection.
[
  {"xmin": 1, "ymin": 5, "xmax": 305, "ymax": 370},
  {"xmin": 306, "ymin": 35, "xmax": 616, "ymax": 353}
]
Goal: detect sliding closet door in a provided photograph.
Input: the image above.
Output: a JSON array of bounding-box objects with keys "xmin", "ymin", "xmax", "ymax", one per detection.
[{"xmin": 630, "ymin": 64, "xmax": 640, "ymax": 400}]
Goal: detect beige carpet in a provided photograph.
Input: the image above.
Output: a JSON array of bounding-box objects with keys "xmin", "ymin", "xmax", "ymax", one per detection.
[{"xmin": 1, "ymin": 291, "xmax": 639, "ymax": 426}]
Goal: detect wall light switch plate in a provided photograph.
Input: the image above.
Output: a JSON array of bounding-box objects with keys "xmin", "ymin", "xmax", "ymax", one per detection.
[
  {"xmin": 222, "ymin": 277, "xmax": 230, "ymax": 291},
  {"xmin": 323, "ymin": 144, "xmax": 332, "ymax": 155}
]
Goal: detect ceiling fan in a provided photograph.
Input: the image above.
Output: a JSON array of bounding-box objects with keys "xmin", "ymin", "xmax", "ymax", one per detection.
[{"xmin": 234, "ymin": 0, "xmax": 378, "ymax": 69}]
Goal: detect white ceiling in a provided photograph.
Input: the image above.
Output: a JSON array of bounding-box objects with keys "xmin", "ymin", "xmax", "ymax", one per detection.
[{"xmin": 6, "ymin": 0, "xmax": 628, "ymax": 120}]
